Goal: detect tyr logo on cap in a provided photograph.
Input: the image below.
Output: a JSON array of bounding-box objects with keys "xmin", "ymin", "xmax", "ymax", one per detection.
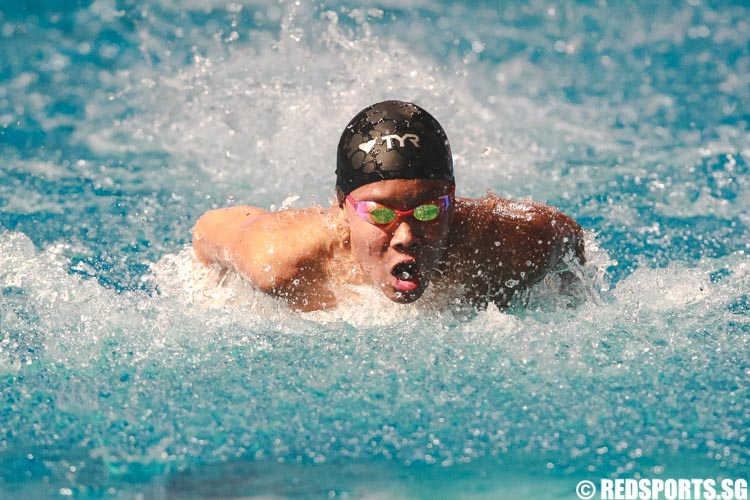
[{"xmin": 358, "ymin": 133, "xmax": 421, "ymax": 154}]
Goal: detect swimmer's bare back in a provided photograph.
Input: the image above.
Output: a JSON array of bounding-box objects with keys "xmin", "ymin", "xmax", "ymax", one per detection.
[{"xmin": 192, "ymin": 195, "xmax": 585, "ymax": 311}]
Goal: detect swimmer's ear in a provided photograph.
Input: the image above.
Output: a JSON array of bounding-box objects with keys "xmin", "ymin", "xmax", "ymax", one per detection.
[
  {"xmin": 334, "ymin": 187, "xmax": 351, "ymax": 228},
  {"xmin": 335, "ymin": 186, "xmax": 346, "ymax": 208}
]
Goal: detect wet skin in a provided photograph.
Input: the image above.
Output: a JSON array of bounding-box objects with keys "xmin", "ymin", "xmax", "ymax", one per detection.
[
  {"xmin": 192, "ymin": 179, "xmax": 585, "ymax": 311},
  {"xmin": 342, "ymin": 179, "xmax": 453, "ymax": 304}
]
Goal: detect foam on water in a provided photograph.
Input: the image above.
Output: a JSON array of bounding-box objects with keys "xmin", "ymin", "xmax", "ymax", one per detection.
[
  {"xmin": 2, "ymin": 0, "xmax": 750, "ymax": 497},
  {"xmin": 2, "ymin": 228, "xmax": 748, "ymax": 497}
]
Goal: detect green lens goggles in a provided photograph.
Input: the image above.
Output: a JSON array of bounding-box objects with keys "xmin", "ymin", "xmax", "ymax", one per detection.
[{"xmin": 347, "ymin": 194, "xmax": 452, "ymax": 226}]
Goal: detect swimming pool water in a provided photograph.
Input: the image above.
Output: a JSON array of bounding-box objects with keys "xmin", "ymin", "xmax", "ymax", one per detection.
[{"xmin": 1, "ymin": 1, "xmax": 749, "ymax": 498}]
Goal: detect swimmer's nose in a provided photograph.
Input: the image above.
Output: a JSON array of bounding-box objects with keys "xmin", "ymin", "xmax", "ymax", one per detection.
[{"xmin": 390, "ymin": 219, "xmax": 421, "ymax": 252}]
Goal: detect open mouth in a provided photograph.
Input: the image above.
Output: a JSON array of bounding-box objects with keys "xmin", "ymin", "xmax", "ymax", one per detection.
[
  {"xmin": 392, "ymin": 261, "xmax": 418, "ymax": 281},
  {"xmin": 391, "ymin": 261, "xmax": 420, "ymax": 293}
]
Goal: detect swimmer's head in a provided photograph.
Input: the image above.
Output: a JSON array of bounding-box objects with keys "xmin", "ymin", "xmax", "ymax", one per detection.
[{"xmin": 336, "ymin": 100, "xmax": 454, "ymax": 203}]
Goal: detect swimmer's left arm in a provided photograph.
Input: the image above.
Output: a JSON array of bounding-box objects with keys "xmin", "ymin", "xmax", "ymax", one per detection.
[
  {"xmin": 544, "ymin": 209, "xmax": 587, "ymax": 305},
  {"xmin": 459, "ymin": 194, "xmax": 585, "ymax": 269},
  {"xmin": 547, "ymin": 207, "xmax": 586, "ymax": 268},
  {"xmin": 496, "ymin": 200, "xmax": 586, "ymax": 303},
  {"xmin": 505, "ymin": 200, "xmax": 586, "ymax": 280},
  {"xmin": 449, "ymin": 195, "xmax": 585, "ymax": 306}
]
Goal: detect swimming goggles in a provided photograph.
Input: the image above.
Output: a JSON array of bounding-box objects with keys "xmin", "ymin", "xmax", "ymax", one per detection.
[{"xmin": 346, "ymin": 191, "xmax": 453, "ymax": 226}]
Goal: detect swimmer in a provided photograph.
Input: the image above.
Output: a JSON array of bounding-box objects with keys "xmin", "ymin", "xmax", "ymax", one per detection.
[{"xmin": 192, "ymin": 100, "xmax": 585, "ymax": 311}]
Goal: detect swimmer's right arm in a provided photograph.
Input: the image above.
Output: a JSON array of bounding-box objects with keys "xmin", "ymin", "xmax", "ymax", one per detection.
[
  {"xmin": 192, "ymin": 206, "xmax": 340, "ymax": 309},
  {"xmin": 192, "ymin": 206, "xmax": 270, "ymax": 268}
]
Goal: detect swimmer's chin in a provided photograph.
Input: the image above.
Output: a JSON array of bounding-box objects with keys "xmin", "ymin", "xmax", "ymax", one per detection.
[{"xmin": 387, "ymin": 287, "xmax": 426, "ymax": 304}]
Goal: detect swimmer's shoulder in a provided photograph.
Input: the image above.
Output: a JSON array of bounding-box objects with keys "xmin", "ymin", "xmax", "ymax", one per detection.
[
  {"xmin": 238, "ymin": 205, "xmax": 345, "ymax": 270},
  {"xmin": 242, "ymin": 206, "xmax": 347, "ymax": 309},
  {"xmin": 449, "ymin": 193, "xmax": 543, "ymax": 244},
  {"xmin": 194, "ymin": 205, "xmax": 340, "ymax": 260},
  {"xmin": 194, "ymin": 204, "xmax": 345, "ymax": 292},
  {"xmin": 450, "ymin": 193, "xmax": 581, "ymax": 250},
  {"xmin": 442, "ymin": 193, "xmax": 584, "ymax": 299},
  {"xmin": 446, "ymin": 194, "xmax": 536, "ymax": 269},
  {"xmin": 247, "ymin": 205, "xmax": 339, "ymax": 235}
]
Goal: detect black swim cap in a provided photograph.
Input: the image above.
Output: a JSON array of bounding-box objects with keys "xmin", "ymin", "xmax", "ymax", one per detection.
[{"xmin": 336, "ymin": 100, "xmax": 454, "ymax": 196}]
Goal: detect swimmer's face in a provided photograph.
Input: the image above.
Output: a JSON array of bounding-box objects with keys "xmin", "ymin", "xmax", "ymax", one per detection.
[{"xmin": 342, "ymin": 179, "xmax": 454, "ymax": 303}]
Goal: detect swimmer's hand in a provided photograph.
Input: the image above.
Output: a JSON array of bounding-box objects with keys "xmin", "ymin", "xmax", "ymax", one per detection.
[{"xmin": 192, "ymin": 206, "xmax": 342, "ymax": 311}]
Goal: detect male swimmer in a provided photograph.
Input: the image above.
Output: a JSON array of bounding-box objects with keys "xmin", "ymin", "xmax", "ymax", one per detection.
[{"xmin": 193, "ymin": 100, "xmax": 585, "ymax": 311}]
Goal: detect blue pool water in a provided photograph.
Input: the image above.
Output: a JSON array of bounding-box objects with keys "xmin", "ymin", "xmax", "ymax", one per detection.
[{"xmin": 1, "ymin": 0, "xmax": 749, "ymax": 498}]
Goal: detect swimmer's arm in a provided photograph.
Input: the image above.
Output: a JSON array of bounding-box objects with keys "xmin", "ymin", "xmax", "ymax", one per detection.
[
  {"xmin": 449, "ymin": 196, "xmax": 585, "ymax": 306},
  {"xmin": 501, "ymin": 203, "xmax": 586, "ymax": 306},
  {"xmin": 452, "ymin": 195, "xmax": 585, "ymax": 270},
  {"xmin": 192, "ymin": 206, "xmax": 270, "ymax": 267},
  {"xmin": 504, "ymin": 202, "xmax": 586, "ymax": 279},
  {"xmin": 192, "ymin": 206, "xmax": 338, "ymax": 309},
  {"xmin": 549, "ymin": 210, "xmax": 587, "ymax": 298},
  {"xmin": 548, "ymin": 208, "xmax": 586, "ymax": 269},
  {"xmin": 497, "ymin": 202, "xmax": 586, "ymax": 306}
]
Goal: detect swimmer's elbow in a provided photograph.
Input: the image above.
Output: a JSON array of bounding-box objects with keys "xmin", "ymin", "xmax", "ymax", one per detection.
[
  {"xmin": 240, "ymin": 250, "xmax": 330, "ymax": 304},
  {"xmin": 566, "ymin": 222, "xmax": 586, "ymax": 266},
  {"xmin": 192, "ymin": 210, "xmax": 236, "ymax": 266},
  {"xmin": 192, "ymin": 206, "xmax": 270, "ymax": 267},
  {"xmin": 555, "ymin": 213, "xmax": 585, "ymax": 266},
  {"xmin": 192, "ymin": 213, "xmax": 219, "ymax": 265},
  {"xmin": 232, "ymin": 249, "xmax": 301, "ymax": 296},
  {"xmin": 240, "ymin": 261, "xmax": 291, "ymax": 295}
]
